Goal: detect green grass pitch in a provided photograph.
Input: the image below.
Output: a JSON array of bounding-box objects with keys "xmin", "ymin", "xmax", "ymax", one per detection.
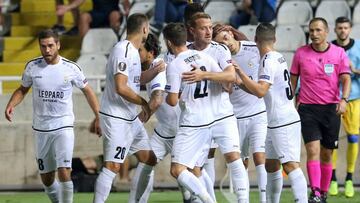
[{"xmin": 0, "ymin": 189, "xmax": 359, "ymax": 202}]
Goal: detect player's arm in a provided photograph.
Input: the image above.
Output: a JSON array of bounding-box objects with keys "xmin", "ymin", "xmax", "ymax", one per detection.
[
  {"xmin": 166, "ymin": 93, "xmax": 178, "ymax": 106},
  {"xmin": 140, "ymin": 60, "xmax": 166, "ymax": 84},
  {"xmin": 5, "ymin": 85, "xmax": 31, "ymax": 122},
  {"xmin": 235, "ymin": 67, "xmax": 270, "ymax": 98},
  {"xmin": 182, "ymin": 64, "xmax": 236, "ymax": 83},
  {"xmin": 115, "ymin": 73, "xmax": 151, "ymax": 121},
  {"xmin": 148, "ymin": 90, "xmax": 164, "ymax": 114},
  {"xmin": 349, "ymin": 61, "xmax": 360, "ymax": 75},
  {"xmin": 81, "ymin": 85, "xmax": 101, "ymax": 136},
  {"xmin": 290, "ymin": 74, "xmax": 299, "ymax": 96},
  {"xmin": 56, "ymin": 0, "xmax": 85, "ymax": 16}
]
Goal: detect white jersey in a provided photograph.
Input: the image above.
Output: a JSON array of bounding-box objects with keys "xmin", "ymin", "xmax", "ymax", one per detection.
[
  {"xmin": 100, "ymin": 40, "xmax": 141, "ymax": 121},
  {"xmin": 21, "ymin": 56, "xmax": 87, "ymax": 131},
  {"xmin": 258, "ymin": 51, "xmax": 300, "ymax": 127},
  {"xmin": 146, "ymin": 58, "xmax": 181, "ymax": 138},
  {"xmin": 166, "ymin": 49, "xmax": 224, "ymax": 127},
  {"xmin": 188, "ymin": 41, "xmax": 234, "ymax": 119},
  {"xmin": 230, "ymin": 41, "xmax": 266, "ymax": 118}
]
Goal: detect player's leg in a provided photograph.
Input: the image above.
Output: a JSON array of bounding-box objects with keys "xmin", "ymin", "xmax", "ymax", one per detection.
[
  {"xmin": 248, "ymin": 114, "xmax": 267, "ymax": 203},
  {"xmin": 276, "ymin": 123, "xmax": 308, "ymax": 203},
  {"xmin": 93, "ymin": 116, "xmax": 133, "ymax": 203},
  {"xmin": 212, "ymin": 117, "xmax": 249, "ymax": 202},
  {"xmin": 128, "ymin": 121, "xmax": 157, "ymax": 203},
  {"xmin": 40, "ymin": 171, "xmax": 59, "ymax": 203},
  {"xmin": 342, "ymin": 100, "xmax": 360, "ymax": 198},
  {"xmin": 329, "ymin": 148, "xmax": 338, "ymax": 196},
  {"xmin": 54, "ymin": 129, "xmax": 75, "ymax": 203},
  {"xmin": 265, "ymin": 159, "xmax": 282, "ymax": 203},
  {"xmin": 138, "ymin": 130, "xmax": 166, "ymax": 202},
  {"xmin": 264, "ymin": 133, "xmax": 282, "ymax": 203},
  {"xmin": 171, "ymin": 127, "xmax": 214, "ymax": 203},
  {"xmin": 35, "ymin": 131, "xmax": 59, "ymax": 202},
  {"xmin": 203, "ymin": 147, "xmax": 216, "ymax": 184}
]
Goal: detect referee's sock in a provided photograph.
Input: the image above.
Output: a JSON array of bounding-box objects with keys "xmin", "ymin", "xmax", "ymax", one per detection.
[
  {"xmin": 44, "ymin": 179, "xmax": 60, "ymax": 203},
  {"xmin": 59, "ymin": 181, "xmax": 73, "ymax": 203}
]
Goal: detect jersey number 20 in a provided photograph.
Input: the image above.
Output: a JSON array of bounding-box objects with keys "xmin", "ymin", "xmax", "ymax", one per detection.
[{"xmin": 194, "ymin": 66, "xmax": 209, "ymax": 99}]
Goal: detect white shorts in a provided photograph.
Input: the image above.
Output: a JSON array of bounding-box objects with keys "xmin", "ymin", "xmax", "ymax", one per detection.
[
  {"xmin": 171, "ymin": 127, "xmax": 212, "ymax": 169},
  {"xmin": 237, "ymin": 113, "xmax": 267, "ymax": 159},
  {"xmin": 210, "ymin": 116, "xmax": 241, "ymax": 154},
  {"xmin": 34, "ymin": 127, "xmax": 74, "ymax": 174},
  {"xmin": 101, "ymin": 115, "xmax": 151, "ymax": 164},
  {"xmin": 265, "ymin": 121, "xmax": 301, "ymax": 163},
  {"xmin": 150, "ymin": 128, "xmax": 174, "ymax": 161}
]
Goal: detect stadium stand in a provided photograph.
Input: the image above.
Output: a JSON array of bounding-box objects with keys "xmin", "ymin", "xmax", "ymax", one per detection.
[
  {"xmin": 315, "ymin": 0, "xmax": 351, "ymax": 25},
  {"xmin": 204, "ymin": 1, "xmax": 235, "ymax": 24},
  {"xmin": 237, "ymin": 24, "xmax": 257, "ymax": 42},
  {"xmin": 80, "ymin": 28, "xmax": 118, "ymax": 55},
  {"xmin": 277, "ymin": 1, "xmax": 313, "ymax": 27},
  {"xmin": 76, "ymin": 54, "xmax": 107, "ymax": 92},
  {"xmin": 128, "ymin": 0, "xmax": 155, "ymax": 16},
  {"xmin": 274, "ymin": 25, "xmax": 306, "ymax": 52},
  {"xmin": 353, "ymin": 1, "xmax": 360, "ymax": 24}
]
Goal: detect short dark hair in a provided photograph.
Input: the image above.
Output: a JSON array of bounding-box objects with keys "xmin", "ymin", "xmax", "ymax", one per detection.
[
  {"xmin": 126, "ymin": 13, "xmax": 148, "ymax": 35},
  {"xmin": 255, "ymin": 23, "xmax": 275, "ymax": 42},
  {"xmin": 144, "ymin": 33, "xmax": 161, "ymax": 58},
  {"xmin": 335, "ymin": 16, "xmax": 352, "ymax": 27},
  {"xmin": 309, "ymin": 17, "xmax": 328, "ymax": 29},
  {"xmin": 184, "ymin": 3, "xmax": 204, "ymax": 25},
  {"xmin": 163, "ymin": 23, "xmax": 187, "ymax": 46},
  {"xmin": 188, "ymin": 12, "xmax": 211, "ymax": 28},
  {"xmin": 38, "ymin": 29, "xmax": 59, "ymax": 43}
]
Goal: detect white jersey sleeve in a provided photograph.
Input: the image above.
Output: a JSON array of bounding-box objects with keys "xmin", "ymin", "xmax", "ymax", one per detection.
[
  {"xmin": 149, "ymin": 58, "xmax": 167, "ymax": 93},
  {"xmin": 70, "ymin": 63, "xmax": 88, "ymax": 89},
  {"xmin": 111, "ymin": 44, "xmax": 131, "ymax": 77},
  {"xmin": 258, "ymin": 55, "xmax": 276, "ymax": 85},
  {"xmin": 22, "ymin": 62, "xmax": 34, "ymax": 87},
  {"xmin": 216, "ymin": 43, "xmax": 233, "ymax": 70},
  {"xmin": 166, "ymin": 61, "xmax": 182, "ymax": 94}
]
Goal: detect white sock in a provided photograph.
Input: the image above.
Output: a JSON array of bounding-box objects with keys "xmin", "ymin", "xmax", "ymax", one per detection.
[
  {"xmin": 44, "ymin": 180, "xmax": 60, "ymax": 203},
  {"xmin": 288, "ymin": 168, "xmax": 308, "ymax": 203},
  {"xmin": 128, "ymin": 163, "xmax": 153, "ymax": 203},
  {"xmin": 178, "ymin": 183, "xmax": 191, "ymax": 201},
  {"xmin": 204, "ymin": 158, "xmax": 215, "ymax": 184},
  {"xmin": 200, "ymin": 169, "xmax": 216, "ymax": 202},
  {"xmin": 266, "ymin": 169, "xmax": 283, "ymax": 203},
  {"xmin": 177, "ymin": 170, "xmax": 214, "ymax": 203},
  {"xmin": 59, "ymin": 181, "xmax": 73, "ymax": 203},
  {"xmin": 139, "ymin": 169, "xmax": 154, "ymax": 203},
  {"xmin": 256, "ymin": 164, "xmax": 267, "ymax": 203},
  {"xmin": 93, "ymin": 167, "xmax": 116, "ymax": 203},
  {"xmin": 227, "ymin": 159, "xmax": 249, "ymax": 203}
]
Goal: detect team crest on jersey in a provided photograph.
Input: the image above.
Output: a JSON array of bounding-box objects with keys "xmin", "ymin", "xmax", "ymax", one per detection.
[
  {"xmin": 64, "ymin": 75, "xmax": 70, "ymax": 83},
  {"xmin": 118, "ymin": 62, "xmax": 127, "ymax": 72}
]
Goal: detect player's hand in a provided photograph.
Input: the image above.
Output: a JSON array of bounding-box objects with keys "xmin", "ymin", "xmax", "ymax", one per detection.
[
  {"xmin": 182, "ymin": 64, "xmax": 204, "ymax": 83},
  {"xmin": 56, "ymin": 5, "xmax": 70, "ymax": 16},
  {"xmin": 138, "ymin": 100, "xmax": 151, "ymax": 123},
  {"xmin": 336, "ymin": 100, "xmax": 347, "ymax": 115},
  {"xmin": 89, "ymin": 117, "xmax": 102, "ymax": 137},
  {"xmin": 153, "ymin": 60, "xmax": 166, "ymax": 73},
  {"xmin": 4, "ymin": 106, "xmax": 14, "ymax": 122}
]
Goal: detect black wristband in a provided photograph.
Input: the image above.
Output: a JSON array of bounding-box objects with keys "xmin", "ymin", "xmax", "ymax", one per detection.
[{"xmin": 341, "ymin": 97, "xmax": 349, "ymax": 103}]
